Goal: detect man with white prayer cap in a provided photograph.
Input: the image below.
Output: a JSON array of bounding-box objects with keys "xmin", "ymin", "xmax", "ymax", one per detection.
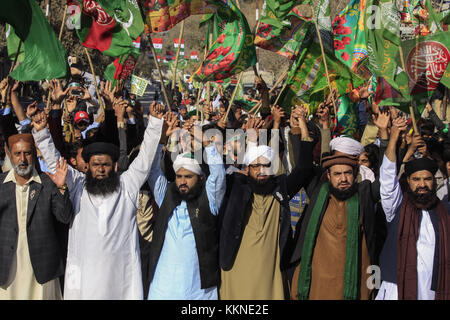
[
  {"xmin": 330, "ymin": 136, "xmax": 365, "ymax": 156},
  {"xmin": 330, "ymin": 135, "xmax": 375, "ymax": 182},
  {"xmin": 219, "ymin": 110, "xmax": 315, "ymax": 299},
  {"xmin": 146, "ymin": 137, "xmax": 226, "ymax": 300}
]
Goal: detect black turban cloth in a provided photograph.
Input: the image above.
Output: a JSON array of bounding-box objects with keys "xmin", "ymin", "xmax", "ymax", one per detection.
[
  {"xmin": 81, "ymin": 142, "xmax": 120, "ymax": 163},
  {"xmin": 404, "ymin": 157, "xmax": 438, "ymax": 177}
]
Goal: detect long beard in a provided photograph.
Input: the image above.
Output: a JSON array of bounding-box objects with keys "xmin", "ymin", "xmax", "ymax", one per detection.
[
  {"xmin": 84, "ymin": 169, "xmax": 120, "ymax": 196},
  {"xmin": 406, "ymin": 184, "xmax": 438, "ymax": 210},
  {"xmin": 329, "ymin": 181, "xmax": 358, "ymax": 201},
  {"xmin": 175, "ymin": 179, "xmax": 204, "ymax": 201},
  {"xmin": 247, "ymin": 175, "xmax": 276, "ymax": 195}
]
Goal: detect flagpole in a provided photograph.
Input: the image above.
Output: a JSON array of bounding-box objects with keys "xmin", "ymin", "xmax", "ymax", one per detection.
[
  {"xmin": 84, "ymin": 47, "xmax": 104, "ymax": 110},
  {"xmin": 172, "ymin": 20, "xmax": 185, "ymax": 90},
  {"xmin": 59, "ymin": 3, "xmax": 68, "ymax": 40},
  {"xmin": 311, "ymin": 8, "xmax": 338, "ymax": 118},
  {"xmin": 147, "ymin": 35, "xmax": 172, "ymax": 108},
  {"xmin": 223, "ymin": 72, "xmax": 244, "ymax": 122}
]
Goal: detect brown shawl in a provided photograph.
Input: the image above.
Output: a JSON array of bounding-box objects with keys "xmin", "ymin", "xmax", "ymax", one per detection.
[{"xmin": 397, "ymin": 193, "xmax": 450, "ymax": 300}]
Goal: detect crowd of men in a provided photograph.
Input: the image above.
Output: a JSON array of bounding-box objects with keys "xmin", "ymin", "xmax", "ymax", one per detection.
[{"xmin": 0, "ymin": 62, "xmax": 449, "ymax": 300}]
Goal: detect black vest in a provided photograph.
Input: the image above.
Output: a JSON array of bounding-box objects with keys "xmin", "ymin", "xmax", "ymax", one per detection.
[
  {"xmin": 379, "ymin": 202, "xmax": 440, "ymax": 290},
  {"xmin": 147, "ymin": 182, "xmax": 219, "ymax": 289}
]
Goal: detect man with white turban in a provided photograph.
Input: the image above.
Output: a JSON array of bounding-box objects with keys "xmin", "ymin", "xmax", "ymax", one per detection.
[
  {"xmin": 330, "ymin": 136, "xmax": 375, "ymax": 182},
  {"xmin": 146, "ymin": 139, "xmax": 226, "ymax": 300},
  {"xmin": 219, "ymin": 109, "xmax": 315, "ymax": 299}
]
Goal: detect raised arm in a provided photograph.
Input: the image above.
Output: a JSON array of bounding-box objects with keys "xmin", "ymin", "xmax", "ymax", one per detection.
[
  {"xmin": 287, "ymin": 105, "xmax": 314, "ymax": 198},
  {"xmin": 31, "ymin": 112, "xmax": 84, "ymax": 191},
  {"xmin": 121, "ymin": 101, "xmax": 165, "ymax": 196},
  {"xmin": 204, "ymin": 143, "xmax": 226, "ymax": 215},
  {"xmin": 380, "ymin": 116, "xmax": 408, "ymax": 222}
]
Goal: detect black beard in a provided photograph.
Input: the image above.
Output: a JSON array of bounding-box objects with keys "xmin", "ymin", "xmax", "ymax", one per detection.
[
  {"xmin": 84, "ymin": 169, "xmax": 120, "ymax": 196},
  {"xmin": 406, "ymin": 184, "xmax": 438, "ymax": 210},
  {"xmin": 329, "ymin": 181, "xmax": 358, "ymax": 201},
  {"xmin": 248, "ymin": 175, "xmax": 277, "ymax": 195},
  {"xmin": 175, "ymin": 178, "xmax": 204, "ymax": 201}
]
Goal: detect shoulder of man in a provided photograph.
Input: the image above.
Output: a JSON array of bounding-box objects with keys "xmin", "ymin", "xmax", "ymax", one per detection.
[{"xmin": 0, "ymin": 172, "xmax": 8, "ymax": 184}]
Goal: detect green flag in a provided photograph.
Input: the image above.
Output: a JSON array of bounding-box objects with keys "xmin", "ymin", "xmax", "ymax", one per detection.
[
  {"xmin": 6, "ymin": 24, "xmax": 24, "ymax": 63},
  {"xmin": 254, "ymin": 0, "xmax": 313, "ymax": 60},
  {"xmin": 76, "ymin": 0, "xmax": 138, "ymax": 57},
  {"xmin": 401, "ymin": 30, "xmax": 450, "ymax": 114},
  {"xmin": 332, "ymin": 0, "xmax": 369, "ymax": 74},
  {"xmin": 1, "ymin": 0, "xmax": 69, "ymax": 81},
  {"xmin": 364, "ymin": 0, "xmax": 411, "ymax": 102},
  {"xmin": 192, "ymin": 0, "xmax": 257, "ymax": 82},
  {"xmin": 279, "ymin": 35, "xmax": 364, "ymax": 115},
  {"xmin": 279, "ymin": 0, "xmax": 364, "ymax": 115},
  {"xmin": 95, "ymin": 0, "xmax": 144, "ymax": 40}
]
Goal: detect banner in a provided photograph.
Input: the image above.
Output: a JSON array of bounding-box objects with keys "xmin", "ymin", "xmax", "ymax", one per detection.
[{"xmin": 130, "ymin": 74, "xmax": 150, "ymax": 96}]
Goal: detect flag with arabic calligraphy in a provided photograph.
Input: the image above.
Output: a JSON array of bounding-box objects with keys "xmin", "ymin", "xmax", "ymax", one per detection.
[
  {"xmin": 254, "ymin": 0, "xmax": 312, "ymax": 60},
  {"xmin": 400, "ymin": 30, "xmax": 450, "ymax": 114}
]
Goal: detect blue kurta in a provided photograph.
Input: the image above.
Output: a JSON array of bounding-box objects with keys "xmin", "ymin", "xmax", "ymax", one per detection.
[{"xmin": 147, "ymin": 144, "xmax": 226, "ymax": 300}]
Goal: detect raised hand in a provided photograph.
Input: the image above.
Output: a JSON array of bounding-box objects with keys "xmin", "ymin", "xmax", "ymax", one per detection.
[
  {"xmin": 164, "ymin": 112, "xmax": 180, "ymax": 137},
  {"xmin": 112, "ymin": 97, "xmax": 127, "ymax": 122},
  {"xmin": 316, "ymin": 105, "xmax": 330, "ymax": 129},
  {"xmin": 81, "ymin": 87, "xmax": 92, "ymax": 101},
  {"xmin": 271, "ymin": 105, "xmax": 285, "ymax": 128},
  {"xmin": 46, "ymin": 157, "xmax": 69, "ymax": 190},
  {"xmin": 31, "ymin": 111, "xmax": 48, "ymax": 132},
  {"xmin": 26, "ymin": 101, "xmax": 39, "ymax": 118},
  {"xmin": 49, "ymin": 79, "xmax": 69, "ymax": 104},
  {"xmin": 372, "ymin": 109, "xmax": 391, "ymax": 131},
  {"xmin": 149, "ymin": 101, "xmax": 164, "ymax": 119},
  {"xmin": 390, "ymin": 116, "xmax": 408, "ymax": 136},
  {"xmin": 100, "ymin": 80, "xmax": 117, "ymax": 107},
  {"xmin": 65, "ymin": 95, "xmax": 78, "ymax": 114}
]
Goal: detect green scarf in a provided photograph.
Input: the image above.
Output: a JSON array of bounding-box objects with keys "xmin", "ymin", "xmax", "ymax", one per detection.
[{"xmin": 297, "ymin": 183, "xmax": 360, "ymax": 300}]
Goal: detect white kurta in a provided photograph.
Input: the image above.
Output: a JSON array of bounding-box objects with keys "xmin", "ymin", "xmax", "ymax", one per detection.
[
  {"xmin": 33, "ymin": 116, "xmax": 163, "ymax": 300},
  {"xmin": 376, "ymin": 155, "xmax": 436, "ymax": 300}
]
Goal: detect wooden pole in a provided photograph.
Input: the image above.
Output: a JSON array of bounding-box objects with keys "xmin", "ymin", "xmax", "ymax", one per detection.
[
  {"xmin": 59, "ymin": 4, "xmax": 68, "ymax": 40},
  {"xmin": 148, "ymin": 35, "xmax": 172, "ymax": 108},
  {"xmin": 311, "ymin": 9, "xmax": 338, "ymax": 118},
  {"xmin": 172, "ymin": 20, "xmax": 185, "ymax": 90},
  {"xmin": 224, "ymin": 72, "xmax": 244, "ymax": 121},
  {"xmin": 84, "ymin": 47, "xmax": 103, "ymax": 110}
]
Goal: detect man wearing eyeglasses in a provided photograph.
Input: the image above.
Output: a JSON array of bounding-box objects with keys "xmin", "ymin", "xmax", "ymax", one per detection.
[{"xmin": 219, "ymin": 106, "xmax": 315, "ymax": 299}]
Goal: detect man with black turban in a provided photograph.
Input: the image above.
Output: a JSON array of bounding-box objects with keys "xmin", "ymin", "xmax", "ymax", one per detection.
[
  {"xmin": 376, "ymin": 117, "xmax": 449, "ymax": 300},
  {"xmin": 32, "ymin": 100, "xmax": 166, "ymax": 299}
]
